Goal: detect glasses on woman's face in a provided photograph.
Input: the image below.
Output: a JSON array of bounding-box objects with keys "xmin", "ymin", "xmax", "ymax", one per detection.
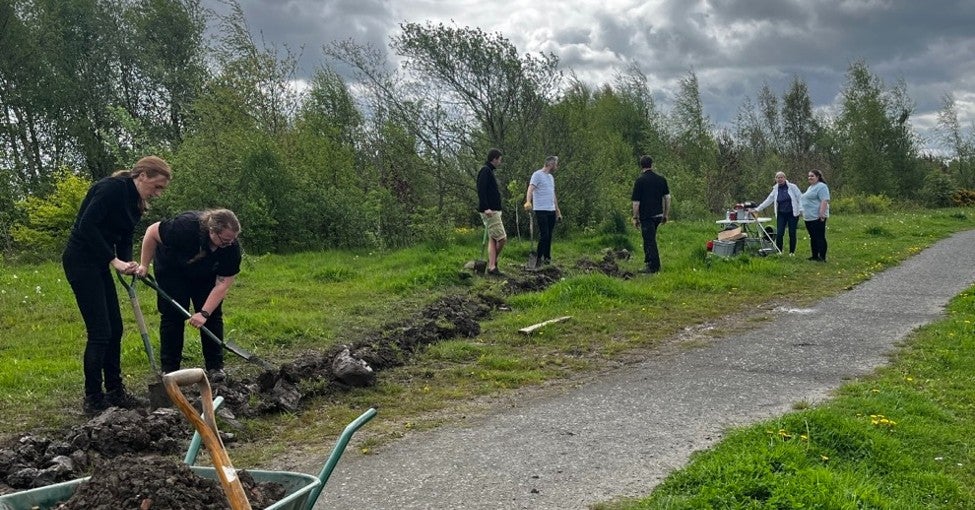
[{"xmin": 212, "ymin": 231, "xmax": 237, "ymax": 247}]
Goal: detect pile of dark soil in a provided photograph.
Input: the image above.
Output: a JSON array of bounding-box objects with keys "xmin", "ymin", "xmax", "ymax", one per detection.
[
  {"xmin": 54, "ymin": 454, "xmax": 284, "ymax": 510},
  {"xmin": 575, "ymin": 248, "xmax": 634, "ymax": 279},
  {"xmin": 0, "ymin": 408, "xmax": 186, "ymax": 493}
]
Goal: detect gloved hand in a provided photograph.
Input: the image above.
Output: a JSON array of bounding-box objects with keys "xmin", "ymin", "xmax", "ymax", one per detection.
[{"xmin": 523, "ymin": 201, "xmax": 532, "ymax": 211}]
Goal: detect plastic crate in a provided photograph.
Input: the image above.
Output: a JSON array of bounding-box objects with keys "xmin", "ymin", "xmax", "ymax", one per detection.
[{"xmin": 711, "ymin": 239, "xmax": 739, "ymax": 257}]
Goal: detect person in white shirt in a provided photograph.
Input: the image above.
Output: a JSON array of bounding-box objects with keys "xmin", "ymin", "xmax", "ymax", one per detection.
[
  {"xmin": 751, "ymin": 171, "xmax": 802, "ymax": 255},
  {"xmin": 523, "ymin": 156, "xmax": 562, "ymax": 265}
]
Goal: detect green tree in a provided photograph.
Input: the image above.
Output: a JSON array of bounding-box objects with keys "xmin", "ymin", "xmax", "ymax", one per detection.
[
  {"xmin": 390, "ymin": 22, "xmax": 561, "ymax": 186},
  {"xmin": 670, "ymin": 70, "xmax": 721, "ymax": 213},
  {"xmin": 835, "ymin": 61, "xmax": 921, "ymax": 198},
  {"xmin": 781, "ymin": 76, "xmax": 818, "ymax": 176},
  {"xmin": 936, "ymin": 93, "xmax": 975, "ymax": 189}
]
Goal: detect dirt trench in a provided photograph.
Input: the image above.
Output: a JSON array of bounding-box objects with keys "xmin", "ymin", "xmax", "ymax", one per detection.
[{"xmin": 1, "ymin": 255, "xmax": 633, "ymax": 500}]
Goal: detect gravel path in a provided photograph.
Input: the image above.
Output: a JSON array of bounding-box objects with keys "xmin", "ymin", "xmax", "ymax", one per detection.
[{"xmin": 306, "ymin": 229, "xmax": 975, "ymax": 510}]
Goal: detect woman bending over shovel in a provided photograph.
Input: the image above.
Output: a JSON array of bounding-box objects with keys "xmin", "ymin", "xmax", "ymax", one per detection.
[
  {"xmin": 137, "ymin": 209, "xmax": 242, "ymax": 381},
  {"xmin": 63, "ymin": 156, "xmax": 172, "ymax": 414}
]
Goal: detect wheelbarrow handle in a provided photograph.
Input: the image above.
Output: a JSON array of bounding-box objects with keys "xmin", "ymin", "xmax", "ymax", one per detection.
[
  {"xmin": 184, "ymin": 395, "xmax": 225, "ymax": 465},
  {"xmin": 304, "ymin": 407, "xmax": 378, "ymax": 510},
  {"xmin": 163, "ymin": 369, "xmax": 252, "ymax": 510}
]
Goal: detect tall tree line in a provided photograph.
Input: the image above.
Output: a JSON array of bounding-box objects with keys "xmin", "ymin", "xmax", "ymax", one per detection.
[{"xmin": 2, "ymin": 1, "xmax": 972, "ymax": 257}]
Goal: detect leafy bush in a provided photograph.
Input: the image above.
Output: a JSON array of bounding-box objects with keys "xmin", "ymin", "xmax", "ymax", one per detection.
[
  {"xmin": 950, "ymin": 188, "xmax": 975, "ymax": 207},
  {"xmin": 831, "ymin": 194, "xmax": 892, "ymax": 214},
  {"xmin": 10, "ymin": 171, "xmax": 90, "ymax": 260},
  {"xmin": 919, "ymin": 170, "xmax": 957, "ymax": 207},
  {"xmin": 409, "ymin": 206, "xmax": 452, "ymax": 249}
]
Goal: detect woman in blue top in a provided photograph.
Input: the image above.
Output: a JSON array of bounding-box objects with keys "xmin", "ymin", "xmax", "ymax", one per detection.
[
  {"xmin": 752, "ymin": 171, "xmax": 802, "ymax": 255},
  {"xmin": 800, "ymin": 169, "xmax": 830, "ymax": 262}
]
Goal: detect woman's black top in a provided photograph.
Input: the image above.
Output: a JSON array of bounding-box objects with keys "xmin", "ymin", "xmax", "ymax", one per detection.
[
  {"xmin": 63, "ymin": 176, "xmax": 141, "ymax": 265},
  {"xmin": 154, "ymin": 211, "xmax": 242, "ymax": 280}
]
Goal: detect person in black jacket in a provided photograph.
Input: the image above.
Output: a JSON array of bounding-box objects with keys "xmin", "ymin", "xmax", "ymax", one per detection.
[
  {"xmin": 631, "ymin": 155, "xmax": 671, "ymax": 274},
  {"xmin": 62, "ymin": 156, "xmax": 172, "ymax": 414},
  {"xmin": 476, "ymin": 148, "xmax": 507, "ymax": 276},
  {"xmin": 137, "ymin": 209, "xmax": 242, "ymax": 380}
]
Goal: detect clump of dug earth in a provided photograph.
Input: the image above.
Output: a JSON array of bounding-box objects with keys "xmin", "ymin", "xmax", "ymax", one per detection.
[{"xmin": 54, "ymin": 454, "xmax": 284, "ymax": 509}]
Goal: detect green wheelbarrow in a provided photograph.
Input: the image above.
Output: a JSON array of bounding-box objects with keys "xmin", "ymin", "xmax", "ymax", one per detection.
[{"xmin": 0, "ymin": 391, "xmax": 376, "ymax": 510}]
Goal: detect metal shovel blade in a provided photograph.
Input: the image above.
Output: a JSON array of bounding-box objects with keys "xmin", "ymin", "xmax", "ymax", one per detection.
[
  {"xmin": 221, "ymin": 338, "xmax": 276, "ymax": 371},
  {"xmin": 526, "ymin": 251, "xmax": 539, "ymax": 270}
]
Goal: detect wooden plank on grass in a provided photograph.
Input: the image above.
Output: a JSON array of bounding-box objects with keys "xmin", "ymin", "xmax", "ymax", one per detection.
[{"xmin": 519, "ymin": 316, "xmax": 572, "ymax": 335}]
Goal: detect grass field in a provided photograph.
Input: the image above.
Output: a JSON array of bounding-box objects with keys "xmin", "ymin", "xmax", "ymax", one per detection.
[{"xmin": 1, "ymin": 210, "xmax": 973, "ymax": 504}]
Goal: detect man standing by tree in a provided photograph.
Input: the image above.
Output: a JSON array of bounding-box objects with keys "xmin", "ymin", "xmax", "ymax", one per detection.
[
  {"xmin": 524, "ymin": 155, "xmax": 562, "ymax": 265},
  {"xmin": 631, "ymin": 155, "xmax": 671, "ymax": 274},
  {"xmin": 477, "ymin": 148, "xmax": 507, "ymax": 276}
]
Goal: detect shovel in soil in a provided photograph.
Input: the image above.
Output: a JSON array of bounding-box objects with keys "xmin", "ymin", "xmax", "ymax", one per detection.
[
  {"xmin": 163, "ymin": 368, "xmax": 251, "ymax": 510},
  {"xmin": 473, "ymin": 225, "xmax": 488, "ymax": 275},
  {"xmin": 116, "ymin": 272, "xmax": 170, "ymax": 408},
  {"xmin": 140, "ymin": 273, "xmax": 277, "ymax": 372}
]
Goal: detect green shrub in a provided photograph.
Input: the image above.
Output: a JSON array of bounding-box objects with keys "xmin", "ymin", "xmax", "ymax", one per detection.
[
  {"xmin": 920, "ymin": 170, "xmax": 957, "ymax": 207},
  {"xmin": 831, "ymin": 193, "xmax": 892, "ymax": 214},
  {"xmin": 950, "ymin": 188, "xmax": 975, "ymax": 207},
  {"xmin": 10, "ymin": 171, "xmax": 90, "ymax": 260}
]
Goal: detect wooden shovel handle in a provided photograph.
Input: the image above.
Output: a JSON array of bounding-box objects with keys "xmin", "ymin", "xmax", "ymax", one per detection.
[{"xmin": 163, "ymin": 369, "xmax": 252, "ymax": 510}]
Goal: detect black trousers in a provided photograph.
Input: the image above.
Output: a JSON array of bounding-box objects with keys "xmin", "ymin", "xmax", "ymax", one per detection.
[
  {"xmin": 156, "ymin": 271, "xmax": 224, "ymax": 372},
  {"xmin": 62, "ymin": 252, "xmax": 124, "ymax": 398},
  {"xmin": 804, "ymin": 218, "xmax": 828, "ymax": 261},
  {"xmin": 534, "ymin": 210, "xmax": 557, "ymax": 261},
  {"xmin": 640, "ymin": 217, "xmax": 663, "ymax": 272},
  {"xmin": 776, "ymin": 214, "xmax": 799, "ymax": 254}
]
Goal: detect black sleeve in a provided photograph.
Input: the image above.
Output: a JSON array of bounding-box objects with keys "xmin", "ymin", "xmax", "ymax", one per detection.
[{"xmin": 75, "ymin": 179, "xmax": 124, "ymax": 265}]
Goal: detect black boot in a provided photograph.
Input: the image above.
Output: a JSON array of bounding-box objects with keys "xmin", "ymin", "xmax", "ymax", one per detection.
[
  {"xmin": 83, "ymin": 393, "xmax": 109, "ymax": 415},
  {"xmin": 106, "ymin": 386, "xmax": 147, "ymax": 409}
]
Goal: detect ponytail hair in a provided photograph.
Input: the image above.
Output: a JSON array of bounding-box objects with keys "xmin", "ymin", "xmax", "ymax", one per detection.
[
  {"xmin": 187, "ymin": 208, "xmax": 241, "ymax": 263},
  {"xmin": 112, "ymin": 156, "xmax": 173, "ymax": 212},
  {"xmin": 200, "ymin": 208, "xmax": 241, "ymax": 236}
]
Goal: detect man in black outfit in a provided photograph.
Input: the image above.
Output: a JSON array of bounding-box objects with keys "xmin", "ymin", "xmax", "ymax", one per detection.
[
  {"xmin": 138, "ymin": 209, "xmax": 242, "ymax": 381},
  {"xmin": 631, "ymin": 155, "xmax": 671, "ymax": 274},
  {"xmin": 476, "ymin": 148, "xmax": 507, "ymax": 276}
]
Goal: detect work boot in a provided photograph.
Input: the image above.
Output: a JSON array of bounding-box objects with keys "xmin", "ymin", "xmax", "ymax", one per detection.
[
  {"xmin": 83, "ymin": 394, "xmax": 109, "ymax": 415},
  {"xmin": 207, "ymin": 368, "xmax": 227, "ymax": 383},
  {"xmin": 106, "ymin": 387, "xmax": 147, "ymax": 409}
]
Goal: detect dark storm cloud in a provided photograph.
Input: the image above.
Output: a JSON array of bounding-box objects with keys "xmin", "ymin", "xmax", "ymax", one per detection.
[
  {"xmin": 209, "ymin": 0, "xmax": 397, "ymax": 76},
  {"xmin": 211, "ymin": 0, "xmax": 975, "ymax": 148}
]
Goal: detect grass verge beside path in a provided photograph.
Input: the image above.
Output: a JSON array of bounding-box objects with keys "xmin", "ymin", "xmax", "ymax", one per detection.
[
  {"xmin": 597, "ymin": 288, "xmax": 975, "ymax": 509},
  {"xmin": 1, "ymin": 210, "xmax": 973, "ymax": 471}
]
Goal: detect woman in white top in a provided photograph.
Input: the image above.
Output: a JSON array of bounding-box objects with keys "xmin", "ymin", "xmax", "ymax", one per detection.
[{"xmin": 753, "ymin": 172, "xmax": 802, "ymax": 255}]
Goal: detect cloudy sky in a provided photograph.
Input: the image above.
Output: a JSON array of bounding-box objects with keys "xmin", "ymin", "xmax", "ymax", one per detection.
[{"xmin": 208, "ymin": 0, "xmax": 975, "ymax": 153}]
